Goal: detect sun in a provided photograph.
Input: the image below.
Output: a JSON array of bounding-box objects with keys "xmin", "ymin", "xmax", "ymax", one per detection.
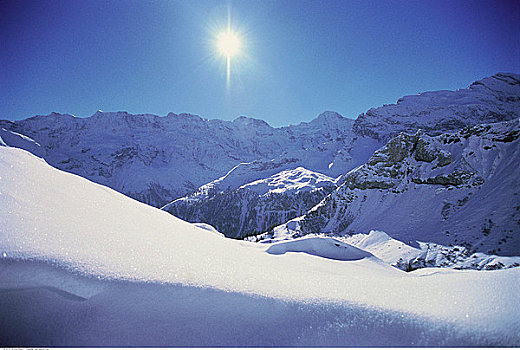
[
  {"xmin": 215, "ymin": 28, "xmax": 243, "ymax": 88},
  {"xmin": 216, "ymin": 30, "xmax": 241, "ymax": 58}
]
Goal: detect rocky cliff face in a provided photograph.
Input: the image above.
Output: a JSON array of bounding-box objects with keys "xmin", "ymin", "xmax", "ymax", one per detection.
[{"xmin": 266, "ymin": 119, "xmax": 520, "ymax": 256}]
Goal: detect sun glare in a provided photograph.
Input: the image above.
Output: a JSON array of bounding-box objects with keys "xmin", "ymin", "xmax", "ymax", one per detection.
[
  {"xmin": 217, "ymin": 30, "xmax": 241, "ymax": 58},
  {"xmin": 215, "ymin": 27, "xmax": 243, "ymax": 89}
]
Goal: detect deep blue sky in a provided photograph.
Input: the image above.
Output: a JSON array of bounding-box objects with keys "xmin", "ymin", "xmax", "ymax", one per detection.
[{"xmin": 1, "ymin": 0, "xmax": 519, "ymax": 126}]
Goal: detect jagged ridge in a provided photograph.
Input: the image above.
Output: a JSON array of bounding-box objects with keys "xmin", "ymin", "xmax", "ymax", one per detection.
[
  {"xmin": 0, "ymin": 111, "xmax": 357, "ymax": 207},
  {"xmin": 353, "ymin": 73, "xmax": 520, "ymax": 141}
]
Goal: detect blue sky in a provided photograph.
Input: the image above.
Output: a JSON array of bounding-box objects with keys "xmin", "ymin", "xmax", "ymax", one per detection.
[{"xmin": 1, "ymin": 0, "xmax": 519, "ymax": 126}]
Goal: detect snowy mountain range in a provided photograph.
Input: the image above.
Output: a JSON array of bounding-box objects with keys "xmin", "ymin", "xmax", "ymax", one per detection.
[
  {"xmin": 353, "ymin": 72, "xmax": 520, "ymax": 141},
  {"xmin": 2, "ymin": 73, "xmax": 518, "ymax": 211},
  {"xmin": 158, "ymin": 73, "xmax": 520, "ymax": 242},
  {"xmin": 0, "ymin": 110, "xmax": 362, "ymax": 207},
  {"xmin": 0, "ymin": 73, "xmax": 518, "ymax": 250}
]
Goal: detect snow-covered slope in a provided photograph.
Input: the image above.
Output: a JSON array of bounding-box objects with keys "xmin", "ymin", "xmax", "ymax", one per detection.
[
  {"xmin": 269, "ymin": 119, "xmax": 520, "ymax": 255},
  {"xmin": 1, "ymin": 146, "xmax": 520, "ymax": 346},
  {"xmin": 0, "ymin": 146, "xmax": 377, "ymax": 293},
  {"xmin": 167, "ymin": 159, "xmax": 305, "ymax": 201},
  {"xmin": 163, "ymin": 167, "xmax": 337, "ymax": 238},
  {"xmin": 0, "ymin": 111, "xmax": 361, "ymax": 207},
  {"xmin": 0, "ymin": 127, "xmax": 45, "ymax": 157},
  {"xmin": 353, "ymin": 73, "xmax": 520, "ymax": 142},
  {"xmin": 239, "ymin": 166, "xmax": 337, "ymax": 195}
]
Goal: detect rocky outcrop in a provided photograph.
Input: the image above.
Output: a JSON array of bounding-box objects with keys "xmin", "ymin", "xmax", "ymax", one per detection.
[{"xmin": 266, "ymin": 119, "xmax": 520, "ymax": 256}]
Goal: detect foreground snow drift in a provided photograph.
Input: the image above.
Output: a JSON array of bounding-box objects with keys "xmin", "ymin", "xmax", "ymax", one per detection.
[
  {"xmin": 1, "ymin": 147, "xmax": 519, "ymax": 346},
  {"xmin": 2, "ymin": 259, "xmax": 515, "ymax": 347}
]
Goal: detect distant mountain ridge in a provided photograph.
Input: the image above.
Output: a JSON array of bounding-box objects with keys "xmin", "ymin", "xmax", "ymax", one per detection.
[
  {"xmin": 163, "ymin": 73, "xmax": 520, "ymax": 240},
  {"xmin": 0, "ymin": 110, "xmax": 358, "ymax": 207}
]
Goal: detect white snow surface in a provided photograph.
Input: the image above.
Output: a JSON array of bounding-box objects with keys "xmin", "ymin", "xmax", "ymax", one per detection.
[
  {"xmin": 266, "ymin": 236, "xmax": 373, "ymax": 261},
  {"xmin": 1, "ymin": 146, "xmax": 519, "ymax": 346},
  {"xmin": 256, "ymin": 226, "xmax": 520, "ymax": 271},
  {"xmin": 191, "ymin": 222, "xmax": 224, "ymax": 237},
  {"xmin": 1, "ymin": 147, "xmax": 389, "ymax": 299},
  {"xmin": 239, "ymin": 166, "xmax": 336, "ymax": 195}
]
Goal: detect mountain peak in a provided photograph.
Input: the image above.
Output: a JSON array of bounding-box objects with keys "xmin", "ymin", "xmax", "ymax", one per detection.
[
  {"xmin": 307, "ymin": 111, "xmax": 351, "ymax": 126},
  {"xmin": 469, "ymin": 72, "xmax": 520, "ymax": 93},
  {"xmin": 177, "ymin": 113, "xmax": 204, "ymax": 121},
  {"xmin": 91, "ymin": 110, "xmax": 131, "ymax": 119},
  {"xmin": 92, "ymin": 110, "xmax": 105, "ymax": 118},
  {"xmin": 316, "ymin": 111, "xmax": 345, "ymax": 120},
  {"xmin": 233, "ymin": 116, "xmax": 272, "ymax": 128},
  {"xmin": 27, "ymin": 112, "xmax": 75, "ymax": 121}
]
